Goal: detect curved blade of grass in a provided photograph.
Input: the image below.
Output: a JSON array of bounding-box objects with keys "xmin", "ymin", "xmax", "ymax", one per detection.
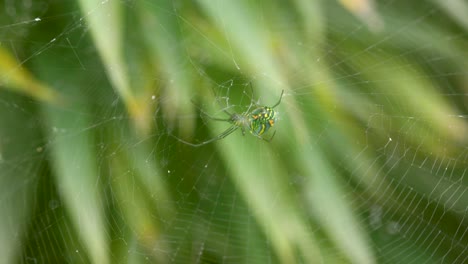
[
  {"xmin": 219, "ymin": 139, "xmax": 320, "ymax": 262},
  {"xmin": 433, "ymin": 0, "xmax": 468, "ymax": 31},
  {"xmin": 42, "ymin": 104, "xmax": 108, "ymax": 264},
  {"xmin": 110, "ymin": 153, "xmax": 169, "ymax": 263},
  {"xmin": 0, "ymin": 46, "xmax": 59, "ymax": 104},
  {"xmin": 197, "ymin": 0, "xmax": 286, "ymax": 92},
  {"xmin": 0, "ymin": 95, "xmax": 38, "ymax": 264},
  {"xmin": 280, "ymin": 94, "xmax": 376, "ymax": 264},
  {"xmin": 360, "ymin": 53, "xmax": 466, "ymax": 146},
  {"xmin": 301, "ymin": 145, "xmax": 376, "ymax": 264},
  {"xmin": 338, "ymin": 0, "xmax": 383, "ymax": 32},
  {"xmin": 78, "ymin": 0, "xmax": 142, "ymax": 126},
  {"xmin": 136, "ymin": 0, "xmax": 195, "ymax": 136}
]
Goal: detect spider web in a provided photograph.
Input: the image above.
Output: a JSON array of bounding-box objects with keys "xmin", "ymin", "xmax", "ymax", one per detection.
[{"xmin": 0, "ymin": 0, "xmax": 467, "ymax": 263}]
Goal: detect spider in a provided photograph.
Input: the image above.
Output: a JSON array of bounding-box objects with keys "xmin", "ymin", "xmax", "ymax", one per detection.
[{"xmin": 174, "ymin": 88, "xmax": 284, "ymax": 147}]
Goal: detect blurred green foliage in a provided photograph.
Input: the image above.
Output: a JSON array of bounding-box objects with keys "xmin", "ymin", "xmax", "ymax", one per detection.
[{"xmin": 0, "ymin": 0, "xmax": 467, "ymax": 263}]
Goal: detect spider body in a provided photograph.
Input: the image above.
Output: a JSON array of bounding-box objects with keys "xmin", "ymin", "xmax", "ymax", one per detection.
[
  {"xmin": 229, "ymin": 106, "xmax": 276, "ymax": 137},
  {"xmin": 249, "ymin": 106, "xmax": 276, "ymax": 136},
  {"xmin": 174, "ymin": 89, "xmax": 284, "ymax": 147}
]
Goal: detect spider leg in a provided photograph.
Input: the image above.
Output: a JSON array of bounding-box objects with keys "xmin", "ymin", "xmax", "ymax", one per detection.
[
  {"xmin": 191, "ymin": 99, "xmax": 232, "ymax": 121},
  {"xmin": 253, "ymin": 130, "xmax": 276, "ymax": 142},
  {"xmin": 201, "ymin": 110, "xmax": 231, "ymax": 122},
  {"xmin": 208, "ymin": 81, "xmax": 236, "ymax": 117},
  {"xmin": 247, "ymin": 82, "xmax": 259, "ymax": 106},
  {"xmin": 222, "ymin": 109, "xmax": 234, "ymax": 117},
  {"xmin": 173, "ymin": 125, "xmax": 239, "ymax": 147},
  {"xmin": 244, "ymin": 82, "xmax": 261, "ymax": 113},
  {"xmin": 271, "ymin": 90, "xmax": 284, "ymax": 108}
]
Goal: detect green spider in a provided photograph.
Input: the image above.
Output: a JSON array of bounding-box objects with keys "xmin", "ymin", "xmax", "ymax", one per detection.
[{"xmin": 175, "ymin": 88, "xmax": 284, "ymax": 147}]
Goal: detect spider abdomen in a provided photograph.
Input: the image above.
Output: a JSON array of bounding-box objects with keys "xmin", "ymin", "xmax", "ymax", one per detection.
[{"xmin": 249, "ymin": 107, "xmax": 276, "ymax": 136}]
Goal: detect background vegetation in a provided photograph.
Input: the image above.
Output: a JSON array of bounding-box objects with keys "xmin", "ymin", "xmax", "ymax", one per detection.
[{"xmin": 0, "ymin": 0, "xmax": 467, "ymax": 263}]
